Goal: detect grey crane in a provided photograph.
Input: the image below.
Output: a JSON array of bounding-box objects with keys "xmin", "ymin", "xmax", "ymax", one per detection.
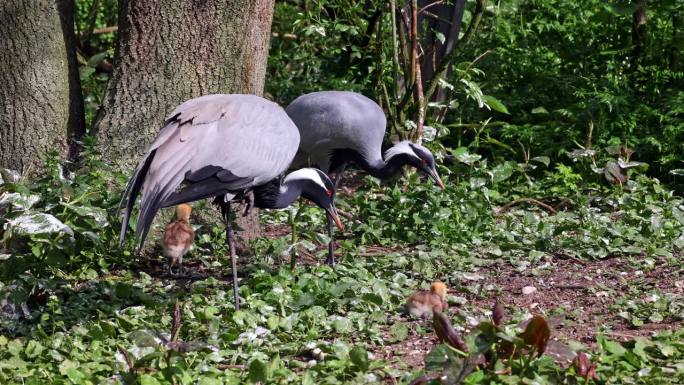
[
  {"xmin": 286, "ymin": 91, "xmax": 444, "ymax": 265},
  {"xmin": 119, "ymin": 94, "xmax": 344, "ymax": 310}
]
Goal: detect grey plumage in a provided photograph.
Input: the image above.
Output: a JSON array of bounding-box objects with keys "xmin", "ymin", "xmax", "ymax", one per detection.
[
  {"xmin": 287, "ymin": 91, "xmax": 386, "ymax": 172},
  {"xmin": 286, "ymin": 90, "xmax": 445, "ymax": 265},
  {"xmin": 120, "ymin": 94, "xmax": 299, "ymax": 250},
  {"xmin": 119, "ymin": 93, "xmax": 344, "ymax": 310}
]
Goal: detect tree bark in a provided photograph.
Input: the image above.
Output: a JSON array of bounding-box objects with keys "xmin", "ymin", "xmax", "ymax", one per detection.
[
  {"xmin": 0, "ymin": 0, "xmax": 84, "ymax": 173},
  {"xmin": 95, "ymin": 0, "xmax": 275, "ymax": 241},
  {"xmin": 418, "ymin": 0, "xmax": 466, "ymax": 102},
  {"xmin": 631, "ymin": 0, "xmax": 647, "ymax": 70}
]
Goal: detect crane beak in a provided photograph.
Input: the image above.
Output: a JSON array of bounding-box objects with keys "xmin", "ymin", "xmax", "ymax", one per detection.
[
  {"xmin": 427, "ymin": 168, "xmax": 445, "ymax": 191},
  {"xmin": 328, "ymin": 206, "xmax": 345, "ymax": 231}
]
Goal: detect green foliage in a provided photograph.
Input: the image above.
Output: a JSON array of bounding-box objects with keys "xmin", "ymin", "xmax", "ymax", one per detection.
[
  {"xmin": 75, "ymin": 0, "xmax": 118, "ymax": 128},
  {"xmin": 342, "ymin": 147, "xmax": 683, "ymax": 261},
  {"xmin": 0, "ymin": 137, "xmax": 129, "ymax": 280},
  {"xmin": 458, "ymin": 0, "xmax": 684, "ymax": 189},
  {"xmin": 267, "ymin": 0, "xmax": 382, "ymax": 104},
  {"xmin": 1, "ymin": 141, "xmax": 684, "ymax": 383},
  {"xmin": 3, "ymin": 1, "xmax": 684, "ymax": 383}
]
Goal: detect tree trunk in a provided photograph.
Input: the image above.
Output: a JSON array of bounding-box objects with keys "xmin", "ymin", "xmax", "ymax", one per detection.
[
  {"xmin": 0, "ymin": 0, "xmax": 84, "ymax": 173},
  {"xmin": 418, "ymin": 0, "xmax": 466, "ymax": 103},
  {"xmin": 95, "ymin": 0, "xmax": 275, "ymax": 241},
  {"xmin": 631, "ymin": 0, "xmax": 647, "ymax": 70}
]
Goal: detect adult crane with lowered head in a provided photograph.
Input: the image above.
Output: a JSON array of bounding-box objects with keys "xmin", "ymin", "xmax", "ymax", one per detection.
[
  {"xmin": 286, "ymin": 91, "xmax": 444, "ymax": 265},
  {"xmin": 119, "ymin": 94, "xmax": 344, "ymax": 309}
]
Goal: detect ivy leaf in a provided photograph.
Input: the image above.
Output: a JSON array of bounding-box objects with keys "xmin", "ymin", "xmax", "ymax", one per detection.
[
  {"xmin": 248, "ymin": 359, "xmax": 269, "ymax": 383},
  {"xmin": 389, "ymin": 322, "xmax": 409, "ymax": 343},
  {"xmin": 349, "ymin": 346, "xmax": 369, "ymax": 372}
]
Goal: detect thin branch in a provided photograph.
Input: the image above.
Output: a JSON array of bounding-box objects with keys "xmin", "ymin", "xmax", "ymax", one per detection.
[
  {"xmin": 418, "ymin": 0, "xmax": 445, "ymax": 15},
  {"xmin": 80, "ymin": 0, "xmax": 102, "ymax": 43},
  {"xmin": 390, "ymin": 0, "xmax": 401, "ymax": 102},
  {"xmin": 93, "ymin": 26, "xmax": 118, "ymax": 34},
  {"xmin": 406, "ymin": 6, "xmax": 417, "ymax": 88},
  {"xmin": 411, "ymin": 0, "xmax": 425, "ymax": 143},
  {"xmin": 424, "ymin": 0, "xmax": 486, "ymax": 102},
  {"xmin": 397, "ymin": 6, "xmax": 410, "ymax": 73}
]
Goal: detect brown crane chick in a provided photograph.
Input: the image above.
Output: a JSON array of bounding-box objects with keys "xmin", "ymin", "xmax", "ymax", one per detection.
[
  {"xmin": 406, "ymin": 281, "xmax": 448, "ymax": 318},
  {"xmin": 162, "ymin": 204, "xmax": 195, "ymax": 276}
]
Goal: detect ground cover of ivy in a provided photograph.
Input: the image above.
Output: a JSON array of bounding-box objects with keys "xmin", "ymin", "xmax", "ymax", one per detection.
[{"xmin": 1, "ymin": 145, "xmax": 684, "ymax": 384}]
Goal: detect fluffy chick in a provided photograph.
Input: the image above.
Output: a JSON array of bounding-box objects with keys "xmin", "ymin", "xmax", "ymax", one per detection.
[
  {"xmin": 162, "ymin": 204, "xmax": 195, "ymax": 276},
  {"xmin": 406, "ymin": 281, "xmax": 448, "ymax": 317}
]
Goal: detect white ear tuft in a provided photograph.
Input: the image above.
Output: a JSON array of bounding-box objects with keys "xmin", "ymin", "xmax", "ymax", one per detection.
[
  {"xmin": 384, "ymin": 141, "xmax": 420, "ymax": 161},
  {"xmin": 284, "ymin": 168, "xmax": 328, "ymax": 191}
]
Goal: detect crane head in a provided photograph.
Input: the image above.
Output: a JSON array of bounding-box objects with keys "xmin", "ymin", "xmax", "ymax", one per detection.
[
  {"xmin": 386, "ymin": 142, "xmax": 445, "ymax": 190},
  {"xmin": 285, "ymin": 168, "xmax": 344, "ymax": 230}
]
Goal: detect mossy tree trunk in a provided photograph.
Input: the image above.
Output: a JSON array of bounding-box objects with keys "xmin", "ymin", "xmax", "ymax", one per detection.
[
  {"xmin": 95, "ymin": 0, "xmax": 275, "ymax": 241},
  {"xmin": 0, "ymin": 0, "xmax": 84, "ymax": 173}
]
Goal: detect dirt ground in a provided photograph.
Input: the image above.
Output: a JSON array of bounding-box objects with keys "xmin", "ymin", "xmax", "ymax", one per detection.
[{"xmin": 374, "ymin": 255, "xmax": 684, "ymax": 370}]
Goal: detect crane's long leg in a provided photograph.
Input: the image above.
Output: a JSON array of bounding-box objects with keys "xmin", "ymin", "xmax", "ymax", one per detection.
[
  {"xmin": 223, "ymin": 202, "xmax": 240, "ymax": 310},
  {"xmin": 326, "ymin": 213, "xmax": 335, "ymax": 266},
  {"xmin": 326, "ymin": 163, "xmax": 347, "ymax": 266}
]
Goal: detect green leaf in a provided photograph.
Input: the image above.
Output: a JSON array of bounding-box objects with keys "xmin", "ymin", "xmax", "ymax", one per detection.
[
  {"xmin": 139, "ymin": 374, "xmax": 162, "ymax": 385},
  {"xmin": 66, "ymin": 368, "xmax": 87, "ymax": 384},
  {"xmin": 249, "ymin": 359, "xmax": 269, "ymax": 383},
  {"xmin": 425, "ymin": 345, "xmax": 449, "ymax": 371},
  {"xmin": 24, "ymin": 340, "xmax": 44, "ymax": 359},
  {"xmin": 531, "ymin": 156, "xmax": 550, "ymax": 167},
  {"xmin": 87, "ymin": 52, "xmax": 108, "ymax": 67},
  {"xmin": 603, "ymin": 340, "xmax": 627, "ymax": 356},
  {"xmin": 389, "ymin": 322, "xmax": 409, "ymax": 343},
  {"xmin": 483, "ymin": 95, "xmax": 510, "ymax": 114},
  {"xmin": 531, "ymin": 106, "xmax": 549, "ymax": 114},
  {"xmin": 349, "ymin": 346, "xmax": 369, "ymax": 372}
]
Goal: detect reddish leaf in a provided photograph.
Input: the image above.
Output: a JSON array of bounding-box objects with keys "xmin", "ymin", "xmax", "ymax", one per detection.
[
  {"xmin": 117, "ymin": 347, "xmax": 134, "ymax": 373},
  {"xmin": 519, "ymin": 315, "xmax": 551, "ymax": 355},
  {"xmin": 492, "ymin": 300, "xmax": 505, "ymax": 326},
  {"xmin": 433, "ymin": 310, "xmax": 468, "ymax": 352},
  {"xmin": 171, "ymin": 300, "xmax": 181, "ymax": 342},
  {"xmin": 573, "ymin": 351, "xmax": 598, "ymax": 380}
]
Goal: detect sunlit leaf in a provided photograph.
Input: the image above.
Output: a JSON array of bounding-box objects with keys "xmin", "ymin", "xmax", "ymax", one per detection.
[{"xmin": 483, "ymin": 95, "xmax": 510, "ymax": 114}]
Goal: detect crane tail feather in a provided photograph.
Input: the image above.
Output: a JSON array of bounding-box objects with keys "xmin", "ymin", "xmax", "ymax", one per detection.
[{"xmin": 119, "ymin": 150, "xmax": 157, "ymax": 247}]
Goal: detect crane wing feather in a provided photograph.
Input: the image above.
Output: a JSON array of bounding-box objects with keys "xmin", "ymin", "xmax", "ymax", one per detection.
[{"xmin": 120, "ymin": 94, "xmax": 300, "ymax": 250}]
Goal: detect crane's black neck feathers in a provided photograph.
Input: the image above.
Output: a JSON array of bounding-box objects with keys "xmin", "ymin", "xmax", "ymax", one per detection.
[
  {"xmin": 330, "ymin": 148, "xmax": 413, "ymax": 179},
  {"xmin": 252, "ymin": 177, "xmax": 302, "ymax": 209}
]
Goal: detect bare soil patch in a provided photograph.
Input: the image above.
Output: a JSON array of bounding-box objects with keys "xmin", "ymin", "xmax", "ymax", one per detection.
[{"xmin": 374, "ymin": 256, "xmax": 684, "ymax": 371}]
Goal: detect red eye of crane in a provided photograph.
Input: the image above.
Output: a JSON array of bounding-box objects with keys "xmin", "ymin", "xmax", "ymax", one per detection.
[
  {"xmin": 326, "ymin": 189, "xmax": 333, "ymax": 197},
  {"xmin": 420, "ymin": 158, "xmax": 427, "ymax": 166}
]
